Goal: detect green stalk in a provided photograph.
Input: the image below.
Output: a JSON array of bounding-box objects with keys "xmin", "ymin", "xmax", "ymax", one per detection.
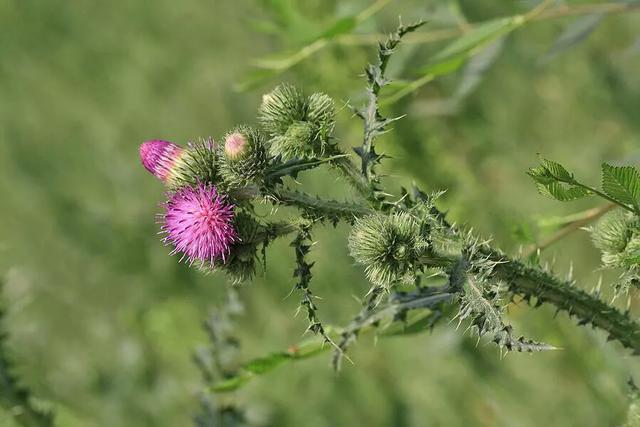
[{"xmin": 485, "ymin": 248, "xmax": 640, "ymax": 353}]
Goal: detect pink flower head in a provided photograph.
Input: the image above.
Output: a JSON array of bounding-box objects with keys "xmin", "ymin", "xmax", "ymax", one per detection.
[
  {"xmin": 162, "ymin": 183, "xmax": 237, "ymax": 265},
  {"xmin": 140, "ymin": 140, "xmax": 184, "ymax": 181},
  {"xmin": 224, "ymin": 132, "xmax": 248, "ymax": 160}
]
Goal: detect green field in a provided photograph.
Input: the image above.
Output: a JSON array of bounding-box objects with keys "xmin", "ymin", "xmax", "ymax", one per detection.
[{"xmin": 2, "ymin": 1, "xmax": 640, "ymax": 426}]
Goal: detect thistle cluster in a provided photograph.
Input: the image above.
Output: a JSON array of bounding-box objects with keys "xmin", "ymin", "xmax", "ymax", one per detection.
[
  {"xmin": 139, "ymin": 85, "xmax": 340, "ymax": 283},
  {"xmin": 136, "ymin": 23, "xmax": 640, "ymax": 395}
]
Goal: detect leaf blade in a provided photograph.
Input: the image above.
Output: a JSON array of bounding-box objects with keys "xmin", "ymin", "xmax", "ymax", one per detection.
[{"xmin": 601, "ymin": 163, "xmax": 640, "ymax": 209}]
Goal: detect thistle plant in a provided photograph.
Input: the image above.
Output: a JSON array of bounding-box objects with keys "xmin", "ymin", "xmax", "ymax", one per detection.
[{"xmin": 137, "ymin": 20, "xmax": 640, "ymax": 407}]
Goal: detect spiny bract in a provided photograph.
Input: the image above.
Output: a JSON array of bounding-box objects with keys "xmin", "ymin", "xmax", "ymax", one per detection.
[{"xmin": 348, "ymin": 212, "xmax": 427, "ymax": 287}]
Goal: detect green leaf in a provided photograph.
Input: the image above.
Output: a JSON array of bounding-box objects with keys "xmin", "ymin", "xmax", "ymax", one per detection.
[
  {"xmin": 601, "ymin": 163, "xmax": 640, "ymax": 208},
  {"xmin": 430, "ymin": 16, "xmax": 524, "ymax": 64},
  {"xmin": 319, "ymin": 16, "xmax": 357, "ymax": 39},
  {"xmin": 535, "ymin": 182, "xmax": 591, "ymax": 202},
  {"xmin": 539, "ymin": 158, "xmax": 573, "ymax": 182},
  {"xmin": 539, "ymin": 14, "xmax": 603, "ymax": 64},
  {"xmin": 210, "ymin": 337, "xmax": 328, "ymax": 393},
  {"xmin": 382, "ymin": 15, "xmax": 524, "ymax": 105},
  {"xmin": 243, "ymin": 353, "xmax": 290, "ymax": 374},
  {"xmin": 210, "ymin": 373, "xmax": 253, "ymax": 392},
  {"xmin": 528, "ymin": 157, "xmax": 591, "ymax": 202}
]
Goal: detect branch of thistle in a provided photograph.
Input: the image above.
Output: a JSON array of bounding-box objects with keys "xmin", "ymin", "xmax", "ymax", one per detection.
[
  {"xmin": 333, "ymin": 283, "xmax": 455, "ymax": 370},
  {"xmin": 290, "ymin": 223, "xmax": 339, "ymax": 352},
  {"xmin": 352, "ymin": 20, "xmax": 426, "ymax": 208},
  {"xmin": 478, "ymin": 245, "xmax": 640, "ymax": 353}
]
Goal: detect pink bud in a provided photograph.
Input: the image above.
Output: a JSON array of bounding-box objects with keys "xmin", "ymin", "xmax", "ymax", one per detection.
[
  {"xmin": 139, "ymin": 140, "xmax": 184, "ymax": 182},
  {"xmin": 224, "ymin": 132, "xmax": 248, "ymax": 161}
]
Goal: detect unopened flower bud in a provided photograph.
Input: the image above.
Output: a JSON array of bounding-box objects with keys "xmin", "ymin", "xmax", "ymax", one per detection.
[
  {"xmin": 220, "ymin": 126, "xmax": 269, "ymax": 188},
  {"xmin": 140, "ymin": 140, "xmax": 185, "ymax": 182},
  {"xmin": 259, "ymin": 83, "xmax": 306, "ymax": 137},
  {"xmin": 224, "ymin": 132, "xmax": 249, "ymax": 161},
  {"xmin": 348, "ymin": 212, "xmax": 427, "ymax": 287},
  {"xmin": 140, "ymin": 138, "xmax": 218, "ymax": 189}
]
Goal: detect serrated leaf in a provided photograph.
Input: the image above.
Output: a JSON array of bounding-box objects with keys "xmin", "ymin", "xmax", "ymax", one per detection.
[
  {"xmin": 536, "ymin": 182, "xmax": 591, "ymax": 202},
  {"xmin": 601, "ymin": 163, "xmax": 640, "ymax": 208},
  {"xmin": 539, "ymin": 158, "xmax": 573, "ymax": 182}
]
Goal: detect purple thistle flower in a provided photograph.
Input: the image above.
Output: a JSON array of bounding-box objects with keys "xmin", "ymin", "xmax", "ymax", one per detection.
[
  {"xmin": 161, "ymin": 183, "xmax": 237, "ymax": 265},
  {"xmin": 140, "ymin": 140, "xmax": 184, "ymax": 182}
]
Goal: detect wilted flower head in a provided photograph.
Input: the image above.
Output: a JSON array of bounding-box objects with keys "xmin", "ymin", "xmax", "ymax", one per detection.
[
  {"xmin": 140, "ymin": 140, "xmax": 184, "ymax": 182},
  {"xmin": 162, "ymin": 183, "xmax": 237, "ymax": 265}
]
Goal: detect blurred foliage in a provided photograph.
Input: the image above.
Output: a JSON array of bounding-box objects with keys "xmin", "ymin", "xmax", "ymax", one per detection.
[{"xmin": 1, "ymin": 0, "xmax": 640, "ymax": 426}]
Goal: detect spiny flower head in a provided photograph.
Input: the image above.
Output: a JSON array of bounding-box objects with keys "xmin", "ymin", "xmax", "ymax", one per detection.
[
  {"xmin": 140, "ymin": 140, "xmax": 185, "ymax": 182},
  {"xmin": 591, "ymin": 210, "xmax": 640, "ymax": 268},
  {"xmin": 349, "ymin": 212, "xmax": 427, "ymax": 287},
  {"xmin": 162, "ymin": 183, "xmax": 237, "ymax": 266},
  {"xmin": 259, "ymin": 83, "xmax": 306, "ymax": 137},
  {"xmin": 140, "ymin": 139, "xmax": 218, "ymax": 189},
  {"xmin": 259, "ymin": 85, "xmax": 336, "ymax": 160}
]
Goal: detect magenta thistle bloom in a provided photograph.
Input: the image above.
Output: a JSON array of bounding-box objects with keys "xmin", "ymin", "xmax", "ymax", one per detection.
[
  {"xmin": 140, "ymin": 140, "xmax": 184, "ymax": 182},
  {"xmin": 161, "ymin": 183, "xmax": 237, "ymax": 265}
]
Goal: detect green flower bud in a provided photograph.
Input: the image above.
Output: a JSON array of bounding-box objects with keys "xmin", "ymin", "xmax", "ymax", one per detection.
[
  {"xmin": 259, "ymin": 83, "xmax": 306, "ymax": 137},
  {"xmin": 623, "ymin": 235, "xmax": 640, "ymax": 268},
  {"xmin": 269, "ymin": 121, "xmax": 319, "ymax": 160},
  {"xmin": 349, "ymin": 212, "xmax": 427, "ymax": 287},
  {"xmin": 219, "ymin": 126, "xmax": 269, "ymax": 188},
  {"xmin": 592, "ymin": 210, "xmax": 634, "ymax": 264},
  {"xmin": 168, "ymin": 138, "xmax": 218, "ymax": 190},
  {"xmin": 306, "ymin": 92, "xmax": 335, "ymax": 141}
]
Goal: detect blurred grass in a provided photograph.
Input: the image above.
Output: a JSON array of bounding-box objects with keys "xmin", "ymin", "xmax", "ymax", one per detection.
[{"xmin": 1, "ymin": 0, "xmax": 640, "ymax": 426}]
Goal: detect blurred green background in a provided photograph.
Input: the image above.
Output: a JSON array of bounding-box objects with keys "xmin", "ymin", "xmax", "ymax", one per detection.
[{"xmin": 1, "ymin": 1, "xmax": 640, "ymax": 426}]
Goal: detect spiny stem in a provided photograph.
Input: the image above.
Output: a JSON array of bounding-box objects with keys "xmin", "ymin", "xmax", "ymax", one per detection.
[
  {"xmin": 273, "ymin": 188, "xmax": 373, "ymax": 220},
  {"xmin": 291, "ymin": 226, "xmax": 338, "ymax": 351},
  {"xmin": 483, "ymin": 247, "xmax": 640, "ymax": 354}
]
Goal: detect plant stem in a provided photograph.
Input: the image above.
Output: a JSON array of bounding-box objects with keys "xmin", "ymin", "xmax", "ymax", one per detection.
[
  {"xmin": 574, "ymin": 182, "xmax": 637, "ymax": 214},
  {"xmin": 522, "ymin": 203, "xmax": 617, "ymax": 258},
  {"xmin": 274, "ymin": 188, "xmax": 373, "ymax": 219},
  {"xmin": 491, "ymin": 251, "xmax": 640, "ymax": 353}
]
